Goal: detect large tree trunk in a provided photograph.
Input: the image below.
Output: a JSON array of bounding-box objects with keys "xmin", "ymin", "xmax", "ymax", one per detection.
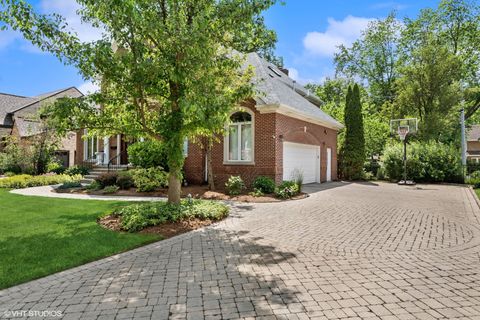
[
  {"xmin": 167, "ymin": 167, "xmax": 182, "ymax": 204},
  {"xmin": 206, "ymin": 141, "xmax": 215, "ymax": 191}
]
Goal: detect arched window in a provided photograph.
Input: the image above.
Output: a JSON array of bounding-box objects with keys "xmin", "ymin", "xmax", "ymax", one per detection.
[{"xmin": 226, "ymin": 110, "xmax": 254, "ymax": 162}]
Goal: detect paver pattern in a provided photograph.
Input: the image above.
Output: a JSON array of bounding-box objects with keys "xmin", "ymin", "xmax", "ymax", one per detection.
[{"xmin": 1, "ymin": 182, "xmax": 480, "ymax": 319}]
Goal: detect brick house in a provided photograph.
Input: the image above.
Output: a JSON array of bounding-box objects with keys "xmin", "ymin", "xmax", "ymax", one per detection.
[
  {"xmin": 467, "ymin": 125, "xmax": 480, "ymax": 162},
  {"xmin": 0, "ymin": 87, "xmax": 83, "ymax": 167},
  {"xmin": 184, "ymin": 53, "xmax": 343, "ymax": 186},
  {"xmin": 81, "ymin": 53, "xmax": 343, "ymax": 186}
]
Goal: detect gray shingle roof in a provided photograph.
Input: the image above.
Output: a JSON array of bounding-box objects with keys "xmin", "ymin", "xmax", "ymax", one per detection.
[
  {"xmin": 468, "ymin": 125, "xmax": 480, "ymax": 142},
  {"xmin": 246, "ymin": 53, "xmax": 343, "ymax": 130},
  {"xmin": 0, "ymin": 87, "xmax": 83, "ymax": 128},
  {"xmin": 0, "ymin": 93, "xmax": 34, "ymax": 126}
]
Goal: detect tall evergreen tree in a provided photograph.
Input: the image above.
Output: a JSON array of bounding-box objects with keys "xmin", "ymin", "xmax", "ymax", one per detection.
[{"xmin": 340, "ymin": 84, "xmax": 365, "ymax": 180}]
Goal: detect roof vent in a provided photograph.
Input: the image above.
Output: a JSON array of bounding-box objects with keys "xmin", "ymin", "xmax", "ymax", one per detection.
[
  {"xmin": 293, "ymin": 80, "xmax": 296, "ymax": 91},
  {"xmin": 267, "ymin": 66, "xmax": 283, "ymax": 77}
]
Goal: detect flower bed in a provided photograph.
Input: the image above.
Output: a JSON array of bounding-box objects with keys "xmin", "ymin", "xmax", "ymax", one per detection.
[
  {"xmin": 99, "ymin": 199, "xmax": 229, "ymax": 235},
  {"xmin": 0, "ymin": 174, "xmax": 83, "ymax": 189}
]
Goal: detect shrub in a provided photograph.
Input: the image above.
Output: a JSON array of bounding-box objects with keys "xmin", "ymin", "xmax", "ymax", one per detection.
[
  {"xmin": 116, "ymin": 171, "xmax": 134, "ymax": 190},
  {"xmin": 225, "ymin": 176, "xmax": 245, "ymax": 195},
  {"xmin": 4, "ymin": 171, "xmax": 16, "ymax": 177},
  {"xmin": 466, "ymin": 177, "xmax": 480, "ymax": 189},
  {"xmin": 102, "ymin": 185, "xmax": 120, "ymax": 194},
  {"xmin": 382, "ymin": 141, "xmax": 462, "ymax": 183},
  {"xmin": 65, "ymin": 165, "xmax": 90, "ymax": 176},
  {"xmin": 470, "ymin": 171, "xmax": 480, "ymax": 179},
  {"xmin": 249, "ymin": 188, "xmax": 264, "ymax": 197},
  {"xmin": 95, "ymin": 172, "xmax": 118, "ymax": 188},
  {"xmin": 115, "ymin": 200, "xmax": 229, "ymax": 232},
  {"xmin": 57, "ymin": 181, "xmax": 82, "ymax": 190},
  {"xmin": 275, "ymin": 181, "xmax": 300, "ymax": 199},
  {"xmin": 0, "ymin": 174, "xmax": 82, "ymax": 189},
  {"xmin": 252, "ymin": 176, "xmax": 275, "ymax": 194},
  {"xmin": 86, "ymin": 180, "xmax": 102, "ymax": 191},
  {"xmin": 127, "ymin": 140, "xmax": 168, "ymax": 169},
  {"xmin": 47, "ymin": 161, "xmax": 65, "ymax": 174},
  {"xmin": 131, "ymin": 167, "xmax": 168, "ymax": 192}
]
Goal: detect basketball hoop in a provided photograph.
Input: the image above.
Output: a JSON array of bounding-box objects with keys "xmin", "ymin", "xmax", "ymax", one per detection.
[{"xmin": 397, "ymin": 126, "xmax": 409, "ymax": 141}]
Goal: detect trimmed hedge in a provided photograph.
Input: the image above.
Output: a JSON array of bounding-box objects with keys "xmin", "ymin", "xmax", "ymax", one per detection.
[
  {"xmin": 114, "ymin": 200, "xmax": 229, "ymax": 232},
  {"xmin": 0, "ymin": 174, "xmax": 83, "ymax": 189},
  {"xmin": 127, "ymin": 140, "xmax": 168, "ymax": 169},
  {"xmin": 382, "ymin": 141, "xmax": 462, "ymax": 183}
]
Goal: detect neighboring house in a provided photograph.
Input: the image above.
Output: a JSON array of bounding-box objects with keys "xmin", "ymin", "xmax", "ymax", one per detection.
[
  {"xmin": 77, "ymin": 53, "xmax": 343, "ymax": 186},
  {"xmin": 0, "ymin": 87, "xmax": 83, "ymax": 167},
  {"xmin": 467, "ymin": 125, "xmax": 480, "ymax": 162}
]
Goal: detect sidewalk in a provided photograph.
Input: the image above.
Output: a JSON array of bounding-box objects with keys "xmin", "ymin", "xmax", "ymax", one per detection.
[{"xmin": 10, "ymin": 185, "xmax": 166, "ymax": 201}]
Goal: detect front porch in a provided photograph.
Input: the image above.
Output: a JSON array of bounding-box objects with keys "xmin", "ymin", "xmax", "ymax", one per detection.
[{"xmin": 81, "ymin": 132, "xmax": 131, "ymax": 166}]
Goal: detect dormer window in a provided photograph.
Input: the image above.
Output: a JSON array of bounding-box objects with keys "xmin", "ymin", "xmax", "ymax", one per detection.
[{"xmin": 225, "ymin": 110, "xmax": 254, "ymax": 164}]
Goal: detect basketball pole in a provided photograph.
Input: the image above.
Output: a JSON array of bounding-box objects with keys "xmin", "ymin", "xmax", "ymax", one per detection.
[
  {"xmin": 403, "ymin": 137, "xmax": 407, "ymax": 183},
  {"xmin": 460, "ymin": 108, "xmax": 467, "ymax": 179}
]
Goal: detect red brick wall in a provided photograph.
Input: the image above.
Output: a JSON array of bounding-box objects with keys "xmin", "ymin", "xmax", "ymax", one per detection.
[
  {"xmin": 184, "ymin": 100, "xmax": 277, "ymax": 189},
  {"xmin": 274, "ymin": 114, "xmax": 338, "ymax": 183},
  {"xmin": 184, "ymin": 100, "xmax": 339, "ymax": 188}
]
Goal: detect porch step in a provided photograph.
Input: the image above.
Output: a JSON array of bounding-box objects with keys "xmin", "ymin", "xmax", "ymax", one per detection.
[{"xmin": 82, "ymin": 165, "xmax": 130, "ymax": 184}]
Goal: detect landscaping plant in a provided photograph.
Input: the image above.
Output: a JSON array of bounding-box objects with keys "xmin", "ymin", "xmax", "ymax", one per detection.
[
  {"xmin": 275, "ymin": 181, "xmax": 300, "ymax": 199},
  {"xmin": 225, "ymin": 176, "xmax": 246, "ymax": 196},
  {"xmin": 94, "ymin": 172, "xmax": 118, "ymax": 189},
  {"xmin": 127, "ymin": 140, "xmax": 168, "ymax": 170},
  {"xmin": 0, "ymin": 174, "xmax": 82, "ymax": 189},
  {"xmin": 339, "ymin": 84, "xmax": 365, "ymax": 180},
  {"xmin": 56, "ymin": 181, "xmax": 82, "ymax": 190},
  {"xmin": 65, "ymin": 165, "xmax": 90, "ymax": 176},
  {"xmin": 115, "ymin": 200, "xmax": 229, "ymax": 232},
  {"xmin": 116, "ymin": 171, "xmax": 134, "ymax": 190},
  {"xmin": 252, "ymin": 176, "xmax": 275, "ymax": 194},
  {"xmin": 131, "ymin": 167, "xmax": 168, "ymax": 192},
  {"xmin": 382, "ymin": 141, "xmax": 462, "ymax": 183},
  {"xmin": 102, "ymin": 185, "xmax": 120, "ymax": 194}
]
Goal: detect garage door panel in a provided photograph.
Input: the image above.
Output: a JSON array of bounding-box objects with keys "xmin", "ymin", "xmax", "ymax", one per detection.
[{"xmin": 283, "ymin": 142, "xmax": 320, "ymax": 184}]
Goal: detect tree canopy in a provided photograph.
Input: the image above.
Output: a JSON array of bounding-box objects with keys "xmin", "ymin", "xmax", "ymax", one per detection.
[{"xmin": 0, "ymin": 0, "xmax": 279, "ymax": 203}]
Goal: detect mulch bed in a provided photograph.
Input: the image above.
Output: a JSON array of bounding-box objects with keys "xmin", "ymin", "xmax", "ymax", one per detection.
[
  {"xmin": 98, "ymin": 214, "xmax": 217, "ymax": 238},
  {"xmin": 55, "ymin": 184, "xmax": 308, "ymax": 203}
]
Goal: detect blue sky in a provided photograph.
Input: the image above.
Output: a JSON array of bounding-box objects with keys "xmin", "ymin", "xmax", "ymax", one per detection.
[{"xmin": 0, "ymin": 0, "xmax": 438, "ymax": 97}]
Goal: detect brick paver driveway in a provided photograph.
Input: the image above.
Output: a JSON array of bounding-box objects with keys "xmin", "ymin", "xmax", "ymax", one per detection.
[{"xmin": 2, "ymin": 182, "xmax": 480, "ymax": 319}]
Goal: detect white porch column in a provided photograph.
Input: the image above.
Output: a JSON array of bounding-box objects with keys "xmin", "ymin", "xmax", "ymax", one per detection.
[
  {"xmin": 103, "ymin": 136, "xmax": 110, "ymax": 165},
  {"xmin": 116, "ymin": 134, "xmax": 121, "ymax": 164}
]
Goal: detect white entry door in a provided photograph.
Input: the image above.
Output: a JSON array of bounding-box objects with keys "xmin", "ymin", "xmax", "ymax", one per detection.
[
  {"xmin": 326, "ymin": 148, "xmax": 332, "ymax": 182},
  {"xmin": 283, "ymin": 142, "xmax": 320, "ymax": 184}
]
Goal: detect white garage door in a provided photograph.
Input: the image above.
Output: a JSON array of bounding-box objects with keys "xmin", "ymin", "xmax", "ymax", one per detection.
[{"xmin": 283, "ymin": 142, "xmax": 320, "ymax": 184}]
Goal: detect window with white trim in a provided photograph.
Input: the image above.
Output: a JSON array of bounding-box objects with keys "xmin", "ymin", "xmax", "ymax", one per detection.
[
  {"xmin": 226, "ymin": 111, "xmax": 253, "ymax": 162},
  {"xmin": 83, "ymin": 129, "xmax": 98, "ymax": 160}
]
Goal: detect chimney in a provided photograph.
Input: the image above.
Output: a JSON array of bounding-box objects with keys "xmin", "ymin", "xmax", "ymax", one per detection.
[{"xmin": 279, "ymin": 67, "xmax": 289, "ymax": 76}]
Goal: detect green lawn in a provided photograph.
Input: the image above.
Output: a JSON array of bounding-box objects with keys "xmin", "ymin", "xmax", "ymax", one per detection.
[{"xmin": 0, "ymin": 189, "xmax": 160, "ymax": 289}]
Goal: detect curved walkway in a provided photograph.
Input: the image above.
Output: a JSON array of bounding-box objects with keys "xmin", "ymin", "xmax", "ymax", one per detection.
[
  {"xmin": 2, "ymin": 182, "xmax": 480, "ymax": 319},
  {"xmin": 9, "ymin": 185, "xmax": 166, "ymax": 201}
]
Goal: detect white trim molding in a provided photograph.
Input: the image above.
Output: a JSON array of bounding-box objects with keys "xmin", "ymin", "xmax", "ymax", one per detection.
[
  {"xmin": 223, "ymin": 107, "xmax": 255, "ymax": 165},
  {"xmin": 256, "ymin": 103, "xmax": 344, "ymax": 130}
]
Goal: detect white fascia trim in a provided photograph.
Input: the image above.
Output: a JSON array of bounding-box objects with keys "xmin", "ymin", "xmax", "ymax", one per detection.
[{"xmin": 256, "ymin": 104, "xmax": 344, "ymax": 130}]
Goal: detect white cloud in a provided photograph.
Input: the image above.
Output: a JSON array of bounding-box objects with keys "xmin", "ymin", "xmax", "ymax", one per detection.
[
  {"xmin": 78, "ymin": 81, "xmax": 100, "ymax": 95},
  {"xmin": 40, "ymin": 0, "xmax": 103, "ymax": 42},
  {"xmin": 303, "ymin": 15, "xmax": 374, "ymax": 57}
]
